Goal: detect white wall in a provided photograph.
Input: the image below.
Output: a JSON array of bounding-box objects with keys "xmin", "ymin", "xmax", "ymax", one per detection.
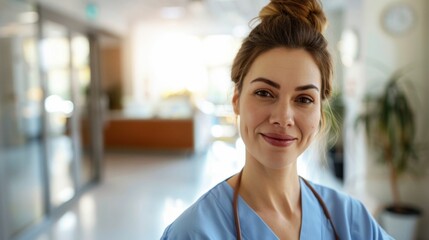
[{"xmin": 343, "ymin": 0, "xmax": 429, "ymax": 238}]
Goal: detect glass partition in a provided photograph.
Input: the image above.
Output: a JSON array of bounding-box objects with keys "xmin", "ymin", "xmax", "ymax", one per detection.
[
  {"xmin": 0, "ymin": 2, "xmax": 118, "ymax": 239},
  {"xmin": 0, "ymin": 2, "xmax": 44, "ymax": 238},
  {"xmin": 71, "ymin": 33, "xmax": 94, "ymax": 185}
]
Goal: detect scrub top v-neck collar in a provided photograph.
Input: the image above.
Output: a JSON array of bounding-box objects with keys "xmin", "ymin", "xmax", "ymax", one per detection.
[{"xmin": 223, "ymin": 178, "xmax": 328, "ymax": 240}]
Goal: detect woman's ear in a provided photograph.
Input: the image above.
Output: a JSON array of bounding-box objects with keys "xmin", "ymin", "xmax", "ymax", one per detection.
[{"xmin": 232, "ymin": 88, "xmax": 240, "ymax": 115}]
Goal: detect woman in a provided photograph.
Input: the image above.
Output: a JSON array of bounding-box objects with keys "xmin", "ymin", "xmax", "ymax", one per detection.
[{"xmin": 161, "ymin": 0, "xmax": 392, "ymax": 239}]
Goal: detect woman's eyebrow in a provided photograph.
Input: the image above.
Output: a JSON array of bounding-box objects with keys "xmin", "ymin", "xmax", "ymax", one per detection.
[
  {"xmin": 250, "ymin": 78, "xmax": 280, "ymax": 89},
  {"xmin": 295, "ymin": 84, "xmax": 319, "ymax": 92}
]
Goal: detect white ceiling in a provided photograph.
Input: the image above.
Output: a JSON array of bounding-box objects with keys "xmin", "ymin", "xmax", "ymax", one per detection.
[
  {"xmin": 33, "ymin": 0, "xmax": 265, "ymax": 35},
  {"xmin": 5, "ymin": 0, "xmax": 344, "ymax": 36}
]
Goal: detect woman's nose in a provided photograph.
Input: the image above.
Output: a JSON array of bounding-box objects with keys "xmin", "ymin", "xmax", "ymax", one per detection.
[{"xmin": 269, "ymin": 101, "xmax": 294, "ymax": 127}]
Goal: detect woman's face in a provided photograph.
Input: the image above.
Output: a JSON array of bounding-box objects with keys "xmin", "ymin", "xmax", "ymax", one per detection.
[{"xmin": 233, "ymin": 47, "xmax": 321, "ymax": 169}]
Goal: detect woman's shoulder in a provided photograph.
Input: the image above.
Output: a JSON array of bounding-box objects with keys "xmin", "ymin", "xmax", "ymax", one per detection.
[
  {"xmin": 161, "ymin": 181, "xmax": 235, "ymax": 239},
  {"xmin": 302, "ymin": 179, "xmax": 393, "ymax": 239},
  {"xmin": 306, "ymin": 180, "xmax": 355, "ymax": 206},
  {"xmin": 303, "ymin": 179, "xmax": 372, "ymax": 219}
]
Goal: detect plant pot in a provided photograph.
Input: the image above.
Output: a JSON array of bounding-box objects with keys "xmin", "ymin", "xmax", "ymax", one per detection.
[
  {"xmin": 381, "ymin": 205, "xmax": 422, "ymax": 240},
  {"xmin": 328, "ymin": 147, "xmax": 344, "ymax": 181}
]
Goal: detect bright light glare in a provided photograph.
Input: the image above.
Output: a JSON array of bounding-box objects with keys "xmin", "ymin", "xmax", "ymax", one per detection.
[
  {"xmin": 149, "ymin": 33, "xmax": 208, "ymax": 96},
  {"xmin": 202, "ymin": 35, "xmax": 237, "ymax": 66},
  {"xmin": 58, "ymin": 187, "xmax": 75, "ymax": 203},
  {"xmin": 72, "ymin": 36, "xmax": 90, "ymax": 67},
  {"xmin": 133, "ymin": 22, "xmax": 244, "ymax": 103},
  {"xmin": 79, "ymin": 195, "xmax": 96, "ymax": 230},
  {"xmin": 211, "ymin": 125, "xmax": 237, "ymax": 138},
  {"xmin": 45, "ymin": 95, "xmax": 74, "ymax": 115},
  {"xmin": 41, "ymin": 38, "xmax": 70, "ymax": 69},
  {"xmin": 339, "ymin": 29, "xmax": 359, "ymax": 67},
  {"xmin": 58, "ymin": 212, "xmax": 77, "ymax": 231},
  {"xmin": 195, "ymin": 100, "xmax": 215, "ymax": 115}
]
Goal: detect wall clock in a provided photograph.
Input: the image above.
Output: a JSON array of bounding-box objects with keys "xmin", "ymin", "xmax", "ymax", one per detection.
[{"xmin": 382, "ymin": 3, "xmax": 416, "ymax": 36}]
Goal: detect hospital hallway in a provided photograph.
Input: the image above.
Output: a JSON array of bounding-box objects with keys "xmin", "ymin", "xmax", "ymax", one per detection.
[{"xmin": 34, "ymin": 140, "xmax": 342, "ymax": 240}]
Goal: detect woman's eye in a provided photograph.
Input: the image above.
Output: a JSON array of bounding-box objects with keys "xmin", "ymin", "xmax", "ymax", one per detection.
[
  {"xmin": 296, "ymin": 96, "xmax": 313, "ymax": 104},
  {"xmin": 255, "ymin": 90, "xmax": 273, "ymax": 98}
]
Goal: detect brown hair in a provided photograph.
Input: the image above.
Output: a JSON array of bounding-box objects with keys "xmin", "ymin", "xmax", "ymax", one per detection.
[{"xmin": 231, "ymin": 0, "xmax": 333, "ymax": 129}]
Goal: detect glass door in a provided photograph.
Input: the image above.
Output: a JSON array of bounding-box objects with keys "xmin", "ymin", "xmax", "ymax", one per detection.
[{"xmin": 41, "ymin": 20, "xmax": 77, "ymax": 207}]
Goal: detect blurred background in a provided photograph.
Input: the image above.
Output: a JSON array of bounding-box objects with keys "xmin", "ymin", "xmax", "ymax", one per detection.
[{"xmin": 0, "ymin": 0, "xmax": 428, "ymax": 239}]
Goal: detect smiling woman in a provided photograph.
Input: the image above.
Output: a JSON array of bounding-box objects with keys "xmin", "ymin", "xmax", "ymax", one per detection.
[
  {"xmin": 161, "ymin": 0, "xmax": 393, "ymax": 239},
  {"xmin": 232, "ymin": 48, "xmax": 322, "ymax": 170}
]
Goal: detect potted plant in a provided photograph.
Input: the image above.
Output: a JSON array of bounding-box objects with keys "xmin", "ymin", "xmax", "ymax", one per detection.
[{"xmin": 356, "ymin": 68, "xmax": 422, "ymax": 239}]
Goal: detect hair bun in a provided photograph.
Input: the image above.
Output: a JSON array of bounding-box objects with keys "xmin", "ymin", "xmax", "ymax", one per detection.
[{"xmin": 259, "ymin": 0, "xmax": 327, "ymax": 33}]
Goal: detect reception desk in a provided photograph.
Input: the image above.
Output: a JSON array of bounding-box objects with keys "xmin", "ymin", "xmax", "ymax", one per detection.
[{"xmin": 103, "ymin": 110, "xmax": 212, "ymax": 152}]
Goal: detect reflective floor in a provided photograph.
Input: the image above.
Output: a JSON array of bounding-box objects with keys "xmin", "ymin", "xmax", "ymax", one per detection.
[{"xmin": 36, "ymin": 140, "xmax": 341, "ymax": 240}]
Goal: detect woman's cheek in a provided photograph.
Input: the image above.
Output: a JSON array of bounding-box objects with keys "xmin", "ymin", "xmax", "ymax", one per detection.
[
  {"xmin": 304, "ymin": 112, "xmax": 321, "ymax": 134},
  {"xmin": 241, "ymin": 112, "xmax": 258, "ymax": 136},
  {"xmin": 242, "ymin": 101, "xmax": 264, "ymax": 125}
]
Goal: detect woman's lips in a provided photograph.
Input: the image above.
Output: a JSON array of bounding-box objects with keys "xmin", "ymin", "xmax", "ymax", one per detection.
[{"xmin": 261, "ymin": 133, "xmax": 297, "ymax": 147}]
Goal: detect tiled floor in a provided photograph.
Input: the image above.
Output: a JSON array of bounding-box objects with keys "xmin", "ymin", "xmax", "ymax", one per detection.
[{"xmin": 36, "ymin": 140, "xmax": 341, "ymax": 240}]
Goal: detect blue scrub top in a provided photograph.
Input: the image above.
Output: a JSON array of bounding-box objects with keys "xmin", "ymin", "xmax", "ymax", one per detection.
[{"xmin": 161, "ymin": 178, "xmax": 393, "ymax": 239}]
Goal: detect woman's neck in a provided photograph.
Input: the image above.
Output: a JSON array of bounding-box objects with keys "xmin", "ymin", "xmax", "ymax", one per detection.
[
  {"xmin": 244, "ymin": 164, "xmax": 300, "ymax": 214},
  {"xmin": 228, "ymin": 159, "xmax": 301, "ymax": 217}
]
